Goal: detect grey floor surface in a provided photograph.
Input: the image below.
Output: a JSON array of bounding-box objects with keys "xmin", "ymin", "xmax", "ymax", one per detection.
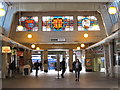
[{"xmin": 2, "ymin": 70, "xmax": 119, "ymax": 89}]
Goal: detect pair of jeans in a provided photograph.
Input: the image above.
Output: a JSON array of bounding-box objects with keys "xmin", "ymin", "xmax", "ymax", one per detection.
[
  {"xmin": 61, "ymin": 69, "xmax": 66, "ymax": 77},
  {"xmin": 75, "ymin": 68, "xmax": 80, "ymax": 80}
]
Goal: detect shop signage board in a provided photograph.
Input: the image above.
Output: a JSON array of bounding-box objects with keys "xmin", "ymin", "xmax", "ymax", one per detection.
[
  {"xmin": 17, "ymin": 51, "xmax": 23, "ymax": 56},
  {"xmin": 2, "ymin": 46, "xmax": 11, "ymax": 53}
]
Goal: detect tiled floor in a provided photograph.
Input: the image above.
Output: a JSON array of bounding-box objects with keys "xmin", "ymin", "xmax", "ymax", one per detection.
[{"xmin": 2, "ymin": 70, "xmax": 119, "ymax": 88}]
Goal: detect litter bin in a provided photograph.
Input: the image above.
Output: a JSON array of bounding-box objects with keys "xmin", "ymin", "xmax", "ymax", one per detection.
[{"xmin": 24, "ymin": 68, "xmax": 29, "ymax": 75}]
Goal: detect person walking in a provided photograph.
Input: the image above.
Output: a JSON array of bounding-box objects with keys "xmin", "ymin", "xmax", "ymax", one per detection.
[
  {"xmin": 34, "ymin": 60, "xmax": 40, "ymax": 77},
  {"xmin": 9, "ymin": 60, "xmax": 16, "ymax": 78},
  {"xmin": 61, "ymin": 58, "xmax": 66, "ymax": 78},
  {"xmin": 72, "ymin": 59, "xmax": 82, "ymax": 82}
]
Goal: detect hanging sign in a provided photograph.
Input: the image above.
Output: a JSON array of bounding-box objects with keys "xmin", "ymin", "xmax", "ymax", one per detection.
[
  {"xmin": 17, "ymin": 51, "xmax": 23, "ymax": 56},
  {"xmin": 2, "ymin": 46, "xmax": 11, "ymax": 53},
  {"xmin": 12, "ymin": 49, "xmax": 17, "ymax": 55}
]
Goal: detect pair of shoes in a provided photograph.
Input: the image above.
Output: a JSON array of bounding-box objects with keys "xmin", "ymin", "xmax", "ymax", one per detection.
[
  {"xmin": 77, "ymin": 79, "xmax": 79, "ymax": 82},
  {"xmin": 75, "ymin": 79, "xmax": 77, "ymax": 81},
  {"xmin": 61, "ymin": 74, "xmax": 64, "ymax": 78}
]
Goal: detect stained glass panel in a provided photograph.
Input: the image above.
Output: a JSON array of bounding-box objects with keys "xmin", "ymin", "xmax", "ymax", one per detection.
[
  {"xmin": 16, "ymin": 16, "xmax": 38, "ymax": 31},
  {"xmin": 42, "ymin": 16, "xmax": 74, "ymax": 31},
  {"xmin": 78, "ymin": 16, "xmax": 100, "ymax": 31}
]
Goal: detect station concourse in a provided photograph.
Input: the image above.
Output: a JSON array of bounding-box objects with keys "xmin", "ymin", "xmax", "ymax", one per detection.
[{"xmin": 0, "ymin": 0, "xmax": 120, "ymax": 89}]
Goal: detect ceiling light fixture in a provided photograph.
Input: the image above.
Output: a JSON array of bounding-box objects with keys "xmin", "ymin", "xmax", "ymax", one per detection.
[
  {"xmin": 27, "ymin": 33, "xmax": 32, "ymax": 38},
  {"xmin": 17, "ymin": 2, "xmax": 23, "ymax": 31},
  {"xmin": 84, "ymin": 33, "xmax": 88, "ymax": 38},
  {"xmin": 36, "ymin": 47, "xmax": 40, "ymax": 50},
  {"xmin": 31, "ymin": 44, "xmax": 35, "ymax": 48},
  {"xmin": 81, "ymin": 43, "xmax": 85, "ymax": 48},
  {"xmin": 77, "ymin": 46, "xmax": 80, "ymax": 50},
  {"xmin": 108, "ymin": 6, "xmax": 117, "ymax": 15}
]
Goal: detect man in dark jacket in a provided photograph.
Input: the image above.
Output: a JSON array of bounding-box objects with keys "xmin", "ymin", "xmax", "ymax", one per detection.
[
  {"xmin": 9, "ymin": 60, "xmax": 16, "ymax": 77},
  {"xmin": 34, "ymin": 60, "xmax": 40, "ymax": 77},
  {"xmin": 61, "ymin": 58, "xmax": 66, "ymax": 78},
  {"xmin": 72, "ymin": 59, "xmax": 82, "ymax": 81}
]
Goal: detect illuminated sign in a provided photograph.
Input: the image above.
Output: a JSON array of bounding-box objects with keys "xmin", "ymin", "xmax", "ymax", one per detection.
[{"xmin": 2, "ymin": 46, "xmax": 11, "ymax": 53}]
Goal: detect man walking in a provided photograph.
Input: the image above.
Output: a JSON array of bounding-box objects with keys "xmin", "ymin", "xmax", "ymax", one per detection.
[
  {"xmin": 61, "ymin": 58, "xmax": 66, "ymax": 78},
  {"xmin": 34, "ymin": 60, "xmax": 40, "ymax": 77}
]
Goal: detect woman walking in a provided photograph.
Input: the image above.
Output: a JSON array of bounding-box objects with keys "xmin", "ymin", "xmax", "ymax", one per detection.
[{"xmin": 72, "ymin": 59, "xmax": 82, "ymax": 82}]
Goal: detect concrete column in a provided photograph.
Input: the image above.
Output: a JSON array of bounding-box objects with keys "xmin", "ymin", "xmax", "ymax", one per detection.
[
  {"xmin": 27, "ymin": 50, "xmax": 32, "ymax": 65},
  {"xmin": 0, "ymin": 39, "xmax": 2, "ymax": 79},
  {"xmin": 23, "ymin": 49, "xmax": 26, "ymax": 62},
  {"xmin": 43, "ymin": 50, "xmax": 48, "ymax": 72},
  {"xmin": 69, "ymin": 49, "xmax": 73, "ymax": 72},
  {"xmin": 108, "ymin": 42, "xmax": 115, "ymax": 77},
  {"xmin": 2, "ymin": 54, "xmax": 8, "ymax": 78},
  {"xmin": 41, "ymin": 51, "xmax": 44, "ymax": 71},
  {"xmin": 103, "ymin": 44, "xmax": 110, "ymax": 77}
]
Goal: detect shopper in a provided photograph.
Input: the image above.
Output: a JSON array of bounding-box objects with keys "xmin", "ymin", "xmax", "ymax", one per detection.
[
  {"xmin": 61, "ymin": 58, "xmax": 66, "ymax": 78},
  {"xmin": 72, "ymin": 59, "xmax": 82, "ymax": 82},
  {"xmin": 9, "ymin": 60, "xmax": 16, "ymax": 78},
  {"xmin": 34, "ymin": 60, "xmax": 40, "ymax": 77}
]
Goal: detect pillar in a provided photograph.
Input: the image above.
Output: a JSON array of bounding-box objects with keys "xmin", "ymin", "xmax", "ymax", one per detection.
[
  {"xmin": 108, "ymin": 42, "xmax": 115, "ymax": 77},
  {"xmin": 43, "ymin": 50, "xmax": 48, "ymax": 72},
  {"xmin": 2, "ymin": 54, "xmax": 8, "ymax": 78},
  {"xmin": 103, "ymin": 44, "xmax": 110, "ymax": 77},
  {"xmin": 0, "ymin": 38, "xmax": 2, "ymax": 78},
  {"xmin": 27, "ymin": 50, "xmax": 32, "ymax": 65},
  {"xmin": 69, "ymin": 49, "xmax": 73, "ymax": 72},
  {"xmin": 41, "ymin": 51, "xmax": 44, "ymax": 71}
]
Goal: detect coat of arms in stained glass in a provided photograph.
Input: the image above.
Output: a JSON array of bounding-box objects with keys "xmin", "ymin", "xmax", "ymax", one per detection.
[
  {"xmin": 78, "ymin": 16, "xmax": 100, "ymax": 31},
  {"xmin": 42, "ymin": 16, "xmax": 74, "ymax": 31},
  {"xmin": 16, "ymin": 16, "xmax": 38, "ymax": 31}
]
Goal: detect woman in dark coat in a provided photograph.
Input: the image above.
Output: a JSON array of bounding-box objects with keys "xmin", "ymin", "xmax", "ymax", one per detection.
[{"xmin": 72, "ymin": 59, "xmax": 82, "ymax": 81}]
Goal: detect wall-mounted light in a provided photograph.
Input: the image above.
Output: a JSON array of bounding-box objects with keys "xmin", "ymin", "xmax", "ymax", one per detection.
[
  {"xmin": 84, "ymin": 33, "xmax": 88, "ymax": 38},
  {"xmin": 36, "ymin": 47, "xmax": 40, "ymax": 50},
  {"xmin": 17, "ymin": 25, "xmax": 23, "ymax": 31},
  {"xmin": 108, "ymin": 6, "xmax": 117, "ymax": 15},
  {"xmin": 27, "ymin": 34, "xmax": 32, "ymax": 38},
  {"xmin": 31, "ymin": 44, "xmax": 35, "ymax": 48},
  {"xmin": 0, "ymin": 8, "xmax": 5, "ymax": 17},
  {"xmin": 81, "ymin": 43, "xmax": 85, "ymax": 48},
  {"xmin": 77, "ymin": 46, "xmax": 80, "ymax": 50}
]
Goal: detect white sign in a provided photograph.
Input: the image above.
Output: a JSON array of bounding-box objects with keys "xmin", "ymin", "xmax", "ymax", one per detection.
[{"xmin": 2, "ymin": 46, "xmax": 11, "ymax": 53}]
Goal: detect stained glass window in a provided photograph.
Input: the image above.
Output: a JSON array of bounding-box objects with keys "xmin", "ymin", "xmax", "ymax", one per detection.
[
  {"xmin": 78, "ymin": 16, "xmax": 100, "ymax": 31},
  {"xmin": 16, "ymin": 16, "xmax": 38, "ymax": 31},
  {"xmin": 42, "ymin": 16, "xmax": 74, "ymax": 31}
]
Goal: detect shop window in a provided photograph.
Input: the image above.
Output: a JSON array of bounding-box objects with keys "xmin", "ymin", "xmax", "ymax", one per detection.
[
  {"xmin": 16, "ymin": 16, "xmax": 38, "ymax": 31},
  {"xmin": 77, "ymin": 16, "xmax": 100, "ymax": 31},
  {"xmin": 42, "ymin": 16, "xmax": 74, "ymax": 31}
]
